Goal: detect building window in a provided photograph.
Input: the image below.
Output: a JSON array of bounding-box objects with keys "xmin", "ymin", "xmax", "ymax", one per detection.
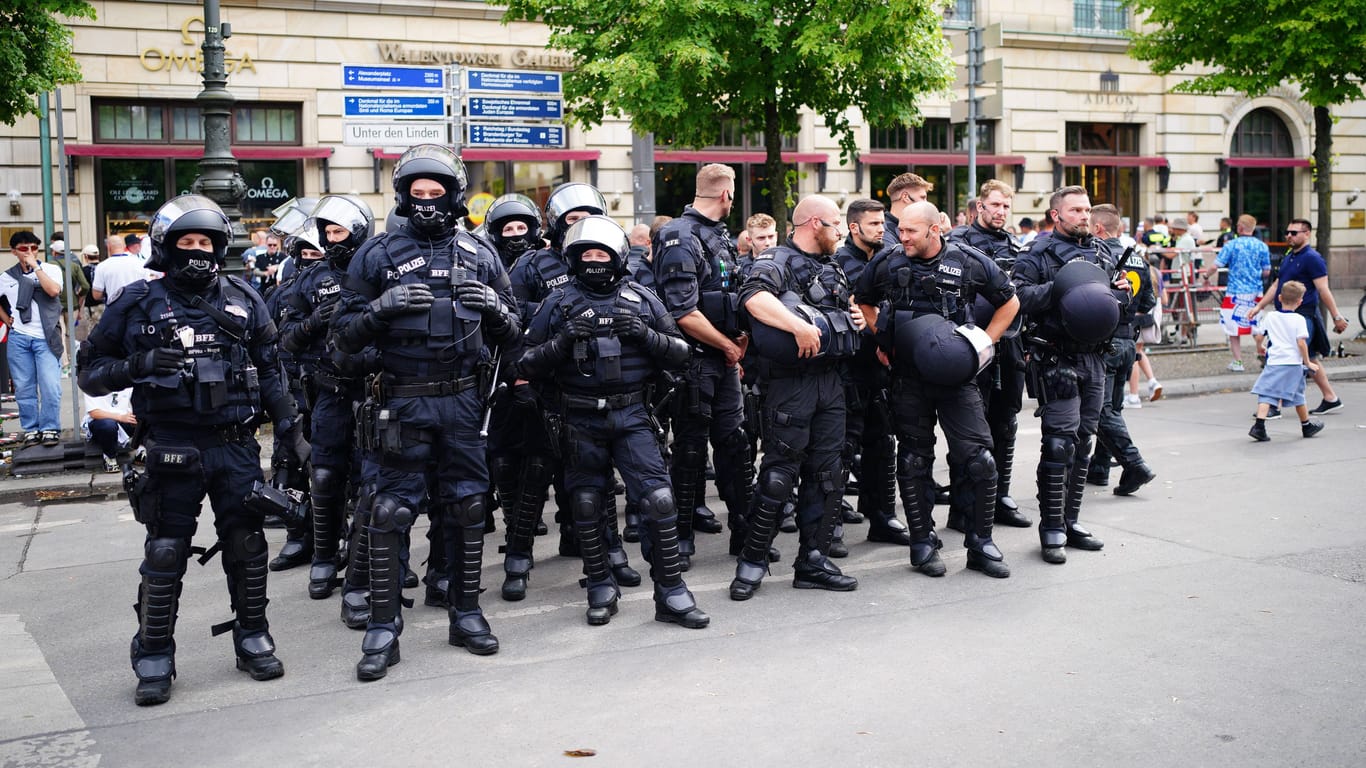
[
  {"xmin": 93, "ymin": 99, "xmax": 301, "ymax": 145},
  {"xmin": 942, "ymin": 0, "xmax": 974, "ymax": 27},
  {"xmin": 1074, "ymin": 1, "xmax": 1128, "ymax": 34},
  {"xmin": 871, "ymin": 118, "xmax": 995, "ymax": 154},
  {"xmin": 1231, "ymin": 108, "xmax": 1294, "ymax": 157},
  {"xmin": 234, "ymin": 105, "xmax": 300, "ymax": 144},
  {"xmin": 1066, "ymin": 122, "xmax": 1139, "ymax": 155}
]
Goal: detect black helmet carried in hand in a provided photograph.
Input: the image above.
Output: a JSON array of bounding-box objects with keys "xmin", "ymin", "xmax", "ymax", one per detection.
[
  {"xmin": 893, "ymin": 312, "xmax": 994, "ymax": 386},
  {"xmin": 562, "ymin": 214, "xmax": 628, "ymax": 291},
  {"xmin": 544, "ymin": 182, "xmax": 606, "ymax": 249},
  {"xmin": 307, "ymin": 194, "xmax": 374, "ymax": 268},
  {"xmin": 485, "ymin": 193, "xmax": 544, "ymax": 266},
  {"xmin": 749, "ymin": 291, "xmax": 861, "ymax": 366},
  {"xmin": 392, "ymin": 144, "xmax": 468, "ymax": 234},
  {"xmin": 1053, "ymin": 259, "xmax": 1120, "ymax": 345},
  {"xmin": 148, "ymin": 194, "xmax": 232, "ymax": 291}
]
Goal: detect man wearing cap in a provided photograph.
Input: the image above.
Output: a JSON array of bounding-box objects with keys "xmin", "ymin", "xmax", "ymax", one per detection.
[
  {"xmin": 124, "ymin": 233, "xmax": 145, "ymax": 260},
  {"xmin": 856, "ymin": 201, "xmax": 1019, "ymax": 579},
  {"xmin": 1013, "ymin": 186, "xmax": 1128, "ymax": 565},
  {"xmin": 0, "ymin": 232, "xmax": 64, "ymax": 446}
]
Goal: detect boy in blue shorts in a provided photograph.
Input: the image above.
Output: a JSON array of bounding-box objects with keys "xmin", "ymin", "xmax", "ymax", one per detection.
[{"xmin": 1249, "ymin": 280, "xmax": 1323, "ymax": 441}]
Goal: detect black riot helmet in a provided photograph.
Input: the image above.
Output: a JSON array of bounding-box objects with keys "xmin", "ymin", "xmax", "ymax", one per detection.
[
  {"xmin": 384, "ymin": 206, "xmax": 407, "ymax": 233},
  {"xmin": 562, "ymin": 214, "xmax": 629, "ymax": 291},
  {"xmin": 895, "ymin": 313, "xmax": 994, "ymax": 387},
  {"xmin": 147, "ymin": 194, "xmax": 232, "ymax": 292},
  {"xmin": 544, "ymin": 182, "xmax": 606, "ymax": 249},
  {"xmin": 485, "ymin": 193, "xmax": 544, "ymax": 266},
  {"xmin": 1052, "ymin": 259, "xmax": 1120, "ymax": 345},
  {"xmin": 269, "ymin": 197, "xmax": 319, "ymax": 238},
  {"xmin": 392, "ymin": 144, "xmax": 469, "ymax": 235},
  {"xmin": 307, "ymin": 194, "xmax": 374, "ymax": 268}
]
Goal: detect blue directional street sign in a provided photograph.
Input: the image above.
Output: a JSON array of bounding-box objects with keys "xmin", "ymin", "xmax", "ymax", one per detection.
[
  {"xmin": 342, "ymin": 64, "xmax": 445, "ymax": 90},
  {"xmin": 464, "ymin": 68, "xmax": 563, "ymax": 95},
  {"xmin": 466, "ymin": 96, "xmax": 563, "ymax": 120},
  {"xmin": 344, "ymin": 95, "xmax": 447, "ymax": 118},
  {"xmin": 466, "ymin": 123, "xmax": 566, "ymax": 148}
]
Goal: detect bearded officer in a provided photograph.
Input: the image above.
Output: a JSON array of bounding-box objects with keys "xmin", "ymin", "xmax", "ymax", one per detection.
[
  {"xmin": 333, "ymin": 145, "xmax": 519, "ymax": 679},
  {"xmin": 729, "ymin": 195, "xmax": 863, "ymax": 600},
  {"xmin": 78, "ymin": 195, "xmax": 304, "ymax": 705},
  {"xmin": 1012, "ymin": 186, "xmax": 1126, "ymax": 564},
  {"xmin": 855, "ymin": 201, "xmax": 1020, "ymax": 579}
]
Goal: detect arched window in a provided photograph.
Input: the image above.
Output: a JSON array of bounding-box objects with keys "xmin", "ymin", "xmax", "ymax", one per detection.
[
  {"xmin": 1231, "ymin": 108, "xmax": 1294, "ymax": 157},
  {"xmin": 1229, "ymin": 108, "xmax": 1297, "ymax": 242}
]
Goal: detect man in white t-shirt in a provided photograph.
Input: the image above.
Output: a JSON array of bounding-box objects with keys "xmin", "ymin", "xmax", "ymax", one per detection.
[
  {"xmin": 0, "ymin": 231, "xmax": 64, "ymax": 446},
  {"xmin": 91, "ymin": 238, "xmax": 158, "ymax": 305},
  {"xmin": 84, "ymin": 386, "xmax": 136, "ymax": 471}
]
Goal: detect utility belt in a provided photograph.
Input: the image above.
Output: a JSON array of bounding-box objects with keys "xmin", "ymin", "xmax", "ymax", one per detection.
[
  {"xmin": 376, "ymin": 372, "xmax": 479, "ymax": 399},
  {"xmin": 561, "ymin": 390, "xmax": 645, "ymax": 412},
  {"xmin": 356, "ymin": 399, "xmax": 436, "ymax": 458},
  {"xmin": 760, "ymin": 357, "xmax": 840, "ymax": 380},
  {"xmin": 149, "ymin": 424, "xmax": 257, "ymax": 448},
  {"xmin": 1026, "ymin": 334, "xmax": 1107, "ymax": 356}
]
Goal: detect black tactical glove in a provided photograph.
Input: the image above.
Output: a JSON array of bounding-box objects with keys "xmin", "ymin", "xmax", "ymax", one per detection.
[
  {"xmin": 565, "ymin": 313, "xmax": 599, "ymax": 340},
  {"xmin": 612, "ymin": 313, "xmax": 649, "ymax": 340},
  {"xmin": 303, "ymin": 300, "xmax": 338, "ymax": 335},
  {"xmin": 276, "ymin": 416, "xmax": 311, "ymax": 466},
  {"xmin": 455, "ymin": 280, "xmax": 506, "ymax": 316},
  {"xmin": 130, "ymin": 347, "xmax": 185, "ymax": 378},
  {"xmin": 370, "ymin": 284, "xmax": 433, "ymax": 319}
]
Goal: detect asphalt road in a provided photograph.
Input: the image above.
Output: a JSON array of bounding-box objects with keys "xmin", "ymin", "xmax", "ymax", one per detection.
[{"xmin": 2, "ymin": 382, "xmax": 1365, "ymax": 767}]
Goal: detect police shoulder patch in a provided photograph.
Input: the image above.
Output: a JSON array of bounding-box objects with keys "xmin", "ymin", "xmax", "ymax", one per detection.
[
  {"xmin": 619, "ymin": 287, "xmax": 640, "ymax": 303},
  {"xmin": 225, "ymin": 303, "xmax": 249, "ymax": 320},
  {"xmin": 457, "ymin": 237, "xmax": 478, "ymax": 254}
]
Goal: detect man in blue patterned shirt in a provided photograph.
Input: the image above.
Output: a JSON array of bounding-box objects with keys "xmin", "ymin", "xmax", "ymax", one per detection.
[{"xmin": 1204, "ymin": 214, "xmax": 1270, "ymax": 372}]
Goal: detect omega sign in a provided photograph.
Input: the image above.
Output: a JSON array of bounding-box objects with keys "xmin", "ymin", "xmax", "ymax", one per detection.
[
  {"xmin": 378, "ymin": 43, "xmax": 573, "ymax": 71},
  {"xmin": 140, "ymin": 16, "xmax": 257, "ymax": 74}
]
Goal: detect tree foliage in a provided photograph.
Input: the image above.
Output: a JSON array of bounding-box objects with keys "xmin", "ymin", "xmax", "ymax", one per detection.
[
  {"xmin": 1126, "ymin": 0, "xmax": 1366, "ymax": 255},
  {"xmin": 501, "ymin": 0, "xmax": 954, "ymax": 228},
  {"xmin": 0, "ymin": 1, "xmax": 96, "ymax": 126}
]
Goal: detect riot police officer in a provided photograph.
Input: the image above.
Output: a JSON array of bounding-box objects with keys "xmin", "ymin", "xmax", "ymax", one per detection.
[
  {"xmin": 1086, "ymin": 204, "xmax": 1158, "ymax": 495},
  {"xmin": 946, "ymin": 180, "xmax": 1034, "ymax": 530},
  {"xmin": 517, "ymin": 215, "xmax": 708, "ymax": 628},
  {"xmin": 652, "ymin": 164, "xmax": 751, "ymax": 567},
  {"xmin": 855, "ymin": 201, "xmax": 1020, "ymax": 579},
  {"xmin": 333, "ymin": 145, "xmax": 520, "ymax": 679},
  {"xmin": 277, "ymin": 195, "xmax": 375, "ymax": 601},
  {"xmin": 729, "ymin": 195, "xmax": 863, "ymax": 600},
  {"xmin": 502, "ymin": 183, "xmax": 640, "ymax": 599},
  {"xmin": 78, "ymin": 195, "xmax": 304, "ymax": 706},
  {"xmin": 834, "ymin": 199, "xmax": 911, "ymax": 547},
  {"xmin": 1012, "ymin": 186, "xmax": 1126, "ymax": 564}
]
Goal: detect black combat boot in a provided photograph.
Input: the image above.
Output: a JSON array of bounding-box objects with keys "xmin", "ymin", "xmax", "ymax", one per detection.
[
  {"xmin": 792, "ymin": 488, "xmax": 858, "ymax": 591},
  {"xmin": 993, "ymin": 437, "xmax": 1031, "ymax": 527},
  {"xmin": 1113, "ymin": 462, "xmax": 1157, "ymax": 496},
  {"xmin": 1064, "ymin": 453, "xmax": 1105, "ymax": 552},
  {"xmin": 339, "ymin": 495, "xmax": 371, "ymax": 630},
  {"xmin": 356, "ymin": 528, "xmax": 402, "ymax": 681},
  {"xmin": 218, "ymin": 529, "xmax": 284, "ymax": 682},
  {"xmin": 602, "ymin": 493, "xmax": 641, "ymax": 587},
  {"xmin": 447, "ymin": 500, "xmax": 499, "ymax": 656},
  {"xmin": 423, "ymin": 522, "xmax": 450, "ymax": 609},
  {"xmin": 899, "ymin": 467, "xmax": 945, "ymax": 577},
  {"xmin": 640, "ymin": 488, "xmax": 709, "ymax": 628},
  {"xmin": 729, "ymin": 490, "xmax": 783, "ymax": 601},
  {"xmin": 1037, "ymin": 460, "xmax": 1069, "ymax": 564},
  {"xmin": 963, "ymin": 468, "xmax": 1010, "ymax": 579},
  {"xmin": 577, "ymin": 516, "xmax": 620, "ymax": 626},
  {"xmin": 131, "ymin": 537, "xmax": 187, "ymax": 706}
]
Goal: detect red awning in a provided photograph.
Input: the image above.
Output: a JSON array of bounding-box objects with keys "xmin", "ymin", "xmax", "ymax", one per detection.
[
  {"xmin": 652, "ymin": 150, "xmax": 828, "ymax": 164},
  {"xmin": 1223, "ymin": 157, "xmax": 1310, "ymax": 168},
  {"xmin": 1053, "ymin": 155, "xmax": 1168, "ymax": 168},
  {"xmin": 370, "ymin": 149, "xmax": 601, "ymax": 162},
  {"xmin": 63, "ymin": 144, "xmax": 333, "ymax": 160},
  {"xmin": 859, "ymin": 152, "xmax": 1026, "ymax": 166}
]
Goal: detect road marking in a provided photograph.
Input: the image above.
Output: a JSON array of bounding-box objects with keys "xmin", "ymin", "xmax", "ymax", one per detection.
[{"xmin": 0, "ymin": 614, "xmax": 100, "ymax": 766}]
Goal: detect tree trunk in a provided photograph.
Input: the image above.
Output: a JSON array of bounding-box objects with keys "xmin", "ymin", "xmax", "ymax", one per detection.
[
  {"xmin": 763, "ymin": 97, "xmax": 788, "ymax": 236},
  {"xmin": 1313, "ymin": 104, "xmax": 1333, "ymax": 265}
]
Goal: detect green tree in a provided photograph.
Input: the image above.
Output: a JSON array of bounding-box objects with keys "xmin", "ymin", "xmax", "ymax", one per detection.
[
  {"xmin": 0, "ymin": 1, "xmax": 95, "ymax": 125},
  {"xmin": 501, "ymin": 0, "xmax": 954, "ymax": 232},
  {"xmin": 1126, "ymin": 0, "xmax": 1366, "ymax": 259}
]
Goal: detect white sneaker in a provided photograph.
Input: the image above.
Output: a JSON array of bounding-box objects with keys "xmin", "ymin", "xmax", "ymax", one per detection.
[
  {"xmin": 102, "ymin": 455, "xmax": 119, "ymax": 473},
  {"xmin": 1124, "ymin": 393, "xmax": 1142, "ymax": 409},
  {"xmin": 1147, "ymin": 379, "xmax": 1163, "ymax": 402},
  {"xmin": 1227, "ymin": 360, "xmax": 1246, "ymax": 372}
]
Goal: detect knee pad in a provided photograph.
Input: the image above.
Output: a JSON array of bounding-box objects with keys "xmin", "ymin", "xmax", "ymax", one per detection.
[
  {"xmin": 225, "ymin": 527, "xmax": 268, "ymax": 561},
  {"xmin": 570, "ymin": 488, "xmax": 603, "ymax": 525},
  {"xmin": 899, "ymin": 449, "xmax": 933, "ymax": 480},
  {"xmin": 718, "ymin": 427, "xmax": 749, "ymax": 460},
  {"xmin": 521, "ymin": 454, "xmax": 553, "ymax": 487},
  {"xmin": 637, "ymin": 485, "xmax": 676, "ymax": 521},
  {"xmin": 370, "ymin": 493, "xmax": 415, "ymax": 533},
  {"xmin": 446, "ymin": 496, "xmax": 486, "ymax": 528},
  {"xmin": 310, "ymin": 465, "xmax": 345, "ymax": 499},
  {"xmin": 674, "ymin": 440, "xmax": 707, "ymax": 471},
  {"xmin": 1041, "ymin": 435, "xmax": 1075, "ymax": 465},
  {"xmin": 490, "ymin": 455, "xmax": 518, "ymax": 481},
  {"xmin": 1075, "ymin": 432, "xmax": 1094, "ymax": 460},
  {"xmin": 756, "ymin": 467, "xmax": 796, "ymax": 504},
  {"xmin": 143, "ymin": 537, "xmax": 189, "ymax": 573},
  {"xmin": 964, "ymin": 447, "xmax": 997, "ymax": 482}
]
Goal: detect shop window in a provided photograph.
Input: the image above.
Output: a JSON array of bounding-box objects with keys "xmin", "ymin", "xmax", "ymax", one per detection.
[
  {"xmin": 171, "ymin": 106, "xmax": 202, "ymax": 142},
  {"xmin": 94, "ymin": 98, "xmax": 301, "ymax": 145},
  {"xmin": 1074, "ymin": 1, "xmax": 1128, "ymax": 34},
  {"xmin": 871, "ymin": 119, "xmax": 995, "ymax": 154},
  {"xmin": 96, "ymin": 103, "xmax": 164, "ymax": 142},
  {"xmin": 234, "ymin": 105, "xmax": 299, "ymax": 144}
]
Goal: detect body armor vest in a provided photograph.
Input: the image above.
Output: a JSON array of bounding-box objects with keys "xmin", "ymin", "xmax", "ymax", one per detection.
[{"xmin": 553, "ymin": 282, "xmax": 659, "ymax": 395}]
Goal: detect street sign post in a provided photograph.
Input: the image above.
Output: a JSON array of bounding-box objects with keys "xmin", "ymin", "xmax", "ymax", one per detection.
[
  {"xmin": 343, "ymin": 121, "xmax": 450, "ymax": 147},
  {"xmin": 464, "ymin": 68, "xmax": 563, "ymax": 95},
  {"xmin": 466, "ymin": 96, "xmax": 564, "ymax": 120},
  {"xmin": 342, "ymin": 64, "xmax": 445, "ymax": 90},
  {"xmin": 466, "ymin": 123, "xmax": 565, "ymax": 148},
  {"xmin": 344, "ymin": 95, "xmax": 448, "ymax": 118}
]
